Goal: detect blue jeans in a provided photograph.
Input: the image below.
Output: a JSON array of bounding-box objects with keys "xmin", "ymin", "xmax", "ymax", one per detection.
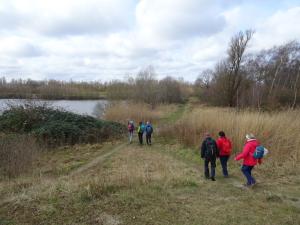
[
  {"xmin": 219, "ymin": 156, "xmax": 229, "ymax": 176},
  {"xmin": 241, "ymin": 165, "xmax": 256, "ymax": 185},
  {"xmin": 204, "ymin": 158, "xmax": 216, "ymax": 178}
]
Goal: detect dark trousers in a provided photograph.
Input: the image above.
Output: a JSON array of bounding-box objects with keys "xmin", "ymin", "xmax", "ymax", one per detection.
[
  {"xmin": 138, "ymin": 132, "xmax": 143, "ymax": 145},
  {"xmin": 204, "ymin": 158, "xmax": 216, "ymax": 178},
  {"xmin": 241, "ymin": 165, "xmax": 256, "ymax": 185},
  {"xmin": 219, "ymin": 155, "xmax": 229, "ymax": 176},
  {"xmin": 146, "ymin": 133, "xmax": 152, "ymax": 145}
]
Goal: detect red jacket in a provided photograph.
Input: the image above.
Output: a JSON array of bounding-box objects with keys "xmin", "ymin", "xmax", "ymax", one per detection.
[
  {"xmin": 216, "ymin": 137, "xmax": 232, "ymax": 156},
  {"xmin": 235, "ymin": 139, "xmax": 261, "ymax": 166}
]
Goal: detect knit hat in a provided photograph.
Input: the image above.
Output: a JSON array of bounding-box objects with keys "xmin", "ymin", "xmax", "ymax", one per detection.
[
  {"xmin": 245, "ymin": 133, "xmax": 255, "ymax": 140},
  {"xmin": 205, "ymin": 132, "xmax": 211, "ymax": 137}
]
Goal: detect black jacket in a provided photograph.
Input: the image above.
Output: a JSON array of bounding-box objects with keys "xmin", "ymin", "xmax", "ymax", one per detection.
[{"xmin": 200, "ymin": 137, "xmax": 219, "ymax": 159}]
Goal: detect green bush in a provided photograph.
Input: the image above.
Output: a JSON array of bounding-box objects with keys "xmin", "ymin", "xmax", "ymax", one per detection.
[{"xmin": 0, "ymin": 104, "xmax": 126, "ymax": 146}]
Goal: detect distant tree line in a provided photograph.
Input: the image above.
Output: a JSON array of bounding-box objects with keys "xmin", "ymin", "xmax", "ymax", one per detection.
[
  {"xmin": 0, "ymin": 79, "xmax": 106, "ymax": 100},
  {"xmin": 195, "ymin": 30, "xmax": 300, "ymax": 109},
  {"xmin": 106, "ymin": 67, "xmax": 193, "ymax": 105}
]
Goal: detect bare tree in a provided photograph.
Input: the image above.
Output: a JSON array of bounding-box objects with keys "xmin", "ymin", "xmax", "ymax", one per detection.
[{"xmin": 226, "ymin": 30, "xmax": 254, "ymax": 106}]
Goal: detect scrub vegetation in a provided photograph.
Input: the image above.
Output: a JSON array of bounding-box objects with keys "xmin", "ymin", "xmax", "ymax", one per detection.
[{"xmin": 0, "ymin": 103, "xmax": 125, "ymax": 179}]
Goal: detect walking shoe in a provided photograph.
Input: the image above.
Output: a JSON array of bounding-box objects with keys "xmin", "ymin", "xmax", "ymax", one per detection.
[
  {"xmin": 243, "ymin": 183, "xmax": 252, "ymax": 188},
  {"xmin": 211, "ymin": 177, "xmax": 216, "ymax": 181}
]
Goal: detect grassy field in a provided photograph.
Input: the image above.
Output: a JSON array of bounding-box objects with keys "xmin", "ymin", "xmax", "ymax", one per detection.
[
  {"xmin": 1, "ymin": 140, "xmax": 299, "ymax": 225},
  {"xmin": 0, "ymin": 104, "xmax": 299, "ymax": 225}
]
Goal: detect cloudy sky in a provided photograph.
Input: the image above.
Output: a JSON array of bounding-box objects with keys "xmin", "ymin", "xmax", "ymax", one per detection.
[{"xmin": 0, "ymin": 0, "xmax": 300, "ymax": 82}]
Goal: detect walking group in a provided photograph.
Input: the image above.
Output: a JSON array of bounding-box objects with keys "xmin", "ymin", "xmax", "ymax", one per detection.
[
  {"xmin": 127, "ymin": 120, "xmax": 153, "ymax": 145},
  {"xmin": 201, "ymin": 131, "xmax": 267, "ymax": 187}
]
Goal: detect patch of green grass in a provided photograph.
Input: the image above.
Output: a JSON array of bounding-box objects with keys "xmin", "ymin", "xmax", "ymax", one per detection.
[{"xmin": 161, "ymin": 104, "xmax": 186, "ymax": 124}]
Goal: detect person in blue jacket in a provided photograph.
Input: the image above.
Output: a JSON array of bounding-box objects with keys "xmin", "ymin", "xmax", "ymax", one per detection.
[{"xmin": 145, "ymin": 121, "xmax": 153, "ymax": 145}]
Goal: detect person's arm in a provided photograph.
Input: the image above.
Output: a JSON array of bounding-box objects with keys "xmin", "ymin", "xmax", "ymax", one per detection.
[
  {"xmin": 215, "ymin": 141, "xmax": 220, "ymax": 158},
  {"xmin": 258, "ymin": 158, "xmax": 262, "ymax": 164},
  {"xmin": 216, "ymin": 139, "xmax": 222, "ymax": 150},
  {"xmin": 235, "ymin": 144, "xmax": 249, "ymax": 161}
]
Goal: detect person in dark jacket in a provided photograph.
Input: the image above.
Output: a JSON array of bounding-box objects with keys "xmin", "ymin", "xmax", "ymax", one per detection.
[
  {"xmin": 201, "ymin": 133, "xmax": 219, "ymax": 181},
  {"xmin": 145, "ymin": 121, "xmax": 153, "ymax": 145},
  {"xmin": 137, "ymin": 121, "xmax": 145, "ymax": 145},
  {"xmin": 216, "ymin": 131, "xmax": 232, "ymax": 177}
]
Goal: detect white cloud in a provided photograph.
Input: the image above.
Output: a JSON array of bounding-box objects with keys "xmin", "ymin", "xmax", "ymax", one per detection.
[{"xmin": 252, "ymin": 7, "xmax": 300, "ymax": 50}]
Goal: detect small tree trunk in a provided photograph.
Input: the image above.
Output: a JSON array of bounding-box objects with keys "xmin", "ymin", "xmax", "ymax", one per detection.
[
  {"xmin": 269, "ymin": 57, "xmax": 283, "ymax": 98},
  {"xmin": 292, "ymin": 66, "xmax": 300, "ymax": 109}
]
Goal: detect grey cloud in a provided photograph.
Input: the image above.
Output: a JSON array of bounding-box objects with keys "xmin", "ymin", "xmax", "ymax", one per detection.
[
  {"xmin": 43, "ymin": 9, "xmax": 131, "ymax": 36},
  {"xmin": 0, "ymin": 1, "xmax": 134, "ymax": 36},
  {"xmin": 162, "ymin": 15, "xmax": 225, "ymax": 39}
]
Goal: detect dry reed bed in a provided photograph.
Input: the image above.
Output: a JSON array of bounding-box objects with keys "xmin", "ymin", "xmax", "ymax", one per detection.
[
  {"xmin": 0, "ymin": 135, "xmax": 39, "ymax": 178},
  {"xmin": 160, "ymin": 107, "xmax": 300, "ymax": 173},
  {"xmin": 103, "ymin": 101, "xmax": 177, "ymax": 124}
]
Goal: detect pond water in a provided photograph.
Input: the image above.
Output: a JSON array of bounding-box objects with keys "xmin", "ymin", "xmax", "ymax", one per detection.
[{"xmin": 0, "ymin": 99, "xmax": 108, "ymax": 117}]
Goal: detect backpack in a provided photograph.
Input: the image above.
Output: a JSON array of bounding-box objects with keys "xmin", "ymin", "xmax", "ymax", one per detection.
[
  {"xmin": 146, "ymin": 125, "xmax": 153, "ymax": 134},
  {"xmin": 205, "ymin": 139, "xmax": 217, "ymax": 158},
  {"xmin": 253, "ymin": 145, "xmax": 265, "ymax": 159},
  {"xmin": 222, "ymin": 138, "xmax": 232, "ymax": 155},
  {"xmin": 128, "ymin": 123, "xmax": 134, "ymax": 131},
  {"xmin": 138, "ymin": 125, "xmax": 144, "ymax": 133}
]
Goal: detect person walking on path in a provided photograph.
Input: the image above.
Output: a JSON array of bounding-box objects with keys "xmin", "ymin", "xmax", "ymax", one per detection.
[
  {"xmin": 200, "ymin": 133, "xmax": 219, "ymax": 181},
  {"xmin": 127, "ymin": 120, "xmax": 135, "ymax": 144},
  {"xmin": 145, "ymin": 121, "xmax": 153, "ymax": 145},
  {"xmin": 137, "ymin": 121, "xmax": 145, "ymax": 145},
  {"xmin": 216, "ymin": 131, "xmax": 232, "ymax": 177},
  {"xmin": 234, "ymin": 133, "xmax": 262, "ymax": 187}
]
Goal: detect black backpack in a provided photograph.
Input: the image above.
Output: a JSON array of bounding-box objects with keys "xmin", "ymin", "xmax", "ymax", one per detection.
[{"xmin": 205, "ymin": 139, "xmax": 217, "ymax": 158}]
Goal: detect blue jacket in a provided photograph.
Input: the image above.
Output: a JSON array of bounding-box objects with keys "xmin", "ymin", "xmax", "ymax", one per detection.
[{"xmin": 145, "ymin": 124, "xmax": 153, "ymax": 134}]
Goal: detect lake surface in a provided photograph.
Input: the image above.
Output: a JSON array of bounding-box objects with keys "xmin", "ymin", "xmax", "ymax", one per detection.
[{"xmin": 0, "ymin": 99, "xmax": 108, "ymax": 117}]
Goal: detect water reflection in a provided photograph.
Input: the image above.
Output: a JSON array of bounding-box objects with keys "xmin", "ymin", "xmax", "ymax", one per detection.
[{"xmin": 0, "ymin": 99, "xmax": 108, "ymax": 117}]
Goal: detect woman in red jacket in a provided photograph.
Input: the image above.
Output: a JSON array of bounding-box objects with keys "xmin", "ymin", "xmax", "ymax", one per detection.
[
  {"xmin": 234, "ymin": 133, "xmax": 262, "ymax": 187},
  {"xmin": 216, "ymin": 131, "xmax": 232, "ymax": 177}
]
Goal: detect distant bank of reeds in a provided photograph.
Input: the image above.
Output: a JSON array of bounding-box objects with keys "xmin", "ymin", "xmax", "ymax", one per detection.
[
  {"xmin": 159, "ymin": 107, "xmax": 300, "ymax": 173},
  {"xmin": 103, "ymin": 102, "xmax": 177, "ymax": 125},
  {"xmin": 0, "ymin": 78, "xmax": 106, "ymax": 100}
]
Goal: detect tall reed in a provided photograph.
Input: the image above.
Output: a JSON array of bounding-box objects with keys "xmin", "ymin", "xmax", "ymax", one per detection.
[
  {"xmin": 103, "ymin": 102, "xmax": 176, "ymax": 125},
  {"xmin": 160, "ymin": 107, "xmax": 300, "ymax": 173}
]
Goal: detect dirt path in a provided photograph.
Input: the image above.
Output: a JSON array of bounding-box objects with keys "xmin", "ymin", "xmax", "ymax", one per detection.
[
  {"xmin": 69, "ymin": 142, "xmax": 127, "ymax": 177},
  {"xmin": 0, "ymin": 142, "xmax": 127, "ymax": 206}
]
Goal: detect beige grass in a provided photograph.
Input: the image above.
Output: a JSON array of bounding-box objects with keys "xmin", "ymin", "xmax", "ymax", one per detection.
[
  {"xmin": 103, "ymin": 101, "xmax": 177, "ymax": 124},
  {"xmin": 1, "ymin": 142, "xmax": 299, "ymax": 225}
]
